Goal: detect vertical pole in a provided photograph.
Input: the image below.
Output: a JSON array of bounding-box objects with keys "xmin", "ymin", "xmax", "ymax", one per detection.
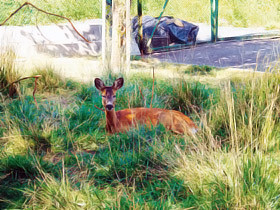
[
  {"xmin": 137, "ymin": 0, "xmax": 144, "ymax": 55},
  {"xmin": 215, "ymin": 0, "xmax": 219, "ymax": 41},
  {"xmin": 111, "ymin": 0, "xmax": 122, "ymax": 74},
  {"xmin": 147, "ymin": 0, "xmax": 169, "ymax": 49},
  {"xmin": 210, "ymin": 0, "xmax": 219, "ymax": 42},
  {"xmin": 102, "ymin": 0, "xmax": 106, "ymax": 69},
  {"xmin": 126, "ymin": 0, "xmax": 131, "ymax": 73}
]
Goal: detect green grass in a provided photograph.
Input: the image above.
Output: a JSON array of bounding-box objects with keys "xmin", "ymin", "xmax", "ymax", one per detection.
[
  {"xmin": 135, "ymin": 0, "xmax": 280, "ymax": 29},
  {"xmin": 0, "ymin": 0, "xmax": 102, "ymax": 26},
  {"xmin": 0, "ymin": 50, "xmax": 20, "ymax": 97},
  {"xmin": 0, "ymin": 58, "xmax": 280, "ymax": 209},
  {"xmin": 0, "ymin": 0, "xmax": 280, "ymax": 29}
]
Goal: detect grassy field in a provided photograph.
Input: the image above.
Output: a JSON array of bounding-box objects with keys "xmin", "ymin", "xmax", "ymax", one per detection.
[
  {"xmin": 1, "ymin": 1, "xmax": 280, "ymax": 209},
  {"xmin": 1, "ymin": 50, "xmax": 280, "ymax": 209},
  {"xmin": 0, "ymin": 0, "xmax": 280, "ymax": 29}
]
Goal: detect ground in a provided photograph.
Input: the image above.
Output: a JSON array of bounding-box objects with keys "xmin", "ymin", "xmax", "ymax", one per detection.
[
  {"xmin": 150, "ymin": 38, "xmax": 280, "ymax": 71},
  {"xmin": 1, "ymin": 19, "xmax": 279, "ymax": 81},
  {"xmin": 1, "ymin": 19, "xmax": 280, "ymax": 210}
]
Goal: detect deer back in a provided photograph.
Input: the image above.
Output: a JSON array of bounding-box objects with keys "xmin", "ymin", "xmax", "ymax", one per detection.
[{"xmin": 116, "ymin": 107, "xmax": 198, "ymax": 134}]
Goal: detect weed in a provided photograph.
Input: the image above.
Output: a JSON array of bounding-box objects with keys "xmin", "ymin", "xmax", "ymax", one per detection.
[
  {"xmin": 0, "ymin": 0, "xmax": 102, "ymax": 26},
  {"xmin": 31, "ymin": 66, "xmax": 66, "ymax": 93},
  {"xmin": 184, "ymin": 65, "xmax": 216, "ymax": 76},
  {"xmin": 0, "ymin": 50, "xmax": 20, "ymax": 97},
  {"xmin": 1, "ymin": 0, "xmax": 279, "ymax": 28},
  {"xmin": 0, "ymin": 154, "xmax": 54, "ymax": 209},
  {"xmin": 164, "ymin": 80, "xmax": 220, "ymax": 115},
  {"xmin": 0, "ymin": 60, "xmax": 280, "ymax": 208}
]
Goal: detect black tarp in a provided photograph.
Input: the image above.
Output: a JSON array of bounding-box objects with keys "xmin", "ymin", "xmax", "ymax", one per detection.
[{"xmin": 132, "ymin": 16, "xmax": 199, "ymax": 54}]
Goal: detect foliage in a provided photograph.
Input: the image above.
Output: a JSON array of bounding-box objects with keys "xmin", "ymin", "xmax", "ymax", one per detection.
[
  {"xmin": 31, "ymin": 66, "xmax": 66, "ymax": 93},
  {"xmin": 0, "ymin": 50, "xmax": 20, "ymax": 97},
  {"xmin": 132, "ymin": 0, "xmax": 280, "ymax": 29},
  {"xmin": 0, "ymin": 0, "xmax": 101, "ymax": 26},
  {"xmin": 0, "ymin": 0, "xmax": 280, "ymax": 29},
  {"xmin": 0, "ymin": 63, "xmax": 280, "ymax": 208}
]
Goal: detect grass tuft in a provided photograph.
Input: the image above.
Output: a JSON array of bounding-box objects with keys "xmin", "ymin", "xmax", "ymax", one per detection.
[
  {"xmin": 31, "ymin": 66, "xmax": 66, "ymax": 93},
  {"xmin": 0, "ymin": 52, "xmax": 280, "ymax": 208},
  {"xmin": 0, "ymin": 50, "xmax": 20, "ymax": 97}
]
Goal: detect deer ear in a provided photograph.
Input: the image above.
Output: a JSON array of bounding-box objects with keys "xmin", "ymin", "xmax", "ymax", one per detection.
[
  {"xmin": 94, "ymin": 78, "xmax": 105, "ymax": 91},
  {"xmin": 112, "ymin": 77, "xmax": 124, "ymax": 90}
]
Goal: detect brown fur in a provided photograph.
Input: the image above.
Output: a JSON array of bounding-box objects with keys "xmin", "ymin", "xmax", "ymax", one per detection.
[
  {"xmin": 110, "ymin": 108, "xmax": 198, "ymax": 134},
  {"xmin": 95, "ymin": 78, "xmax": 198, "ymax": 135}
]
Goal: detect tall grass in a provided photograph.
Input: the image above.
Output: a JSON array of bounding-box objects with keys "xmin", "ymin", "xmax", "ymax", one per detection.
[
  {"xmin": 0, "ymin": 50, "xmax": 20, "ymax": 97},
  {"xmin": 0, "ymin": 0, "xmax": 102, "ymax": 26},
  {"xmin": 0, "ymin": 60, "xmax": 280, "ymax": 208},
  {"xmin": 171, "ymin": 69, "xmax": 280, "ymax": 209},
  {"xmin": 132, "ymin": 0, "xmax": 280, "ymax": 29},
  {"xmin": 219, "ymin": 0, "xmax": 280, "ymax": 29},
  {"xmin": 31, "ymin": 66, "xmax": 67, "ymax": 93},
  {"xmin": 1, "ymin": 0, "xmax": 279, "ymax": 28}
]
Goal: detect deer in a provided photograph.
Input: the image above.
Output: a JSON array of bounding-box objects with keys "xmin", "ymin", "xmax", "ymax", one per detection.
[{"xmin": 94, "ymin": 77, "xmax": 198, "ymax": 135}]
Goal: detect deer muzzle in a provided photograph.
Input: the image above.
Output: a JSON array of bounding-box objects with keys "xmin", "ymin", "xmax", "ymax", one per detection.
[{"xmin": 105, "ymin": 104, "xmax": 114, "ymax": 111}]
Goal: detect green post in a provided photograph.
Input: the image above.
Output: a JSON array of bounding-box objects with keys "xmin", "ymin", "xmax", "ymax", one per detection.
[
  {"xmin": 137, "ymin": 0, "xmax": 144, "ymax": 55},
  {"xmin": 148, "ymin": 0, "xmax": 169, "ymax": 49},
  {"xmin": 210, "ymin": 0, "xmax": 219, "ymax": 42}
]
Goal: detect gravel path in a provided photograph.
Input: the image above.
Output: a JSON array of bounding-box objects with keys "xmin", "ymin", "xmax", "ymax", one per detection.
[
  {"xmin": 1, "ymin": 19, "xmax": 279, "ymax": 79},
  {"xmin": 149, "ymin": 38, "xmax": 280, "ymax": 71}
]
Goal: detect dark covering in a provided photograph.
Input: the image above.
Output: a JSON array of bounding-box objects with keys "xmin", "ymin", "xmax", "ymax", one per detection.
[{"xmin": 132, "ymin": 16, "xmax": 199, "ymax": 54}]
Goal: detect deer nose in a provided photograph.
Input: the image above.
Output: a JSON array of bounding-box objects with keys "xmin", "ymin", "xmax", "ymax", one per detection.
[{"xmin": 106, "ymin": 104, "xmax": 114, "ymax": 111}]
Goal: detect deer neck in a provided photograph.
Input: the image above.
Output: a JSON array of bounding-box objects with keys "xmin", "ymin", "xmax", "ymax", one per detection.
[{"xmin": 105, "ymin": 109, "xmax": 118, "ymax": 133}]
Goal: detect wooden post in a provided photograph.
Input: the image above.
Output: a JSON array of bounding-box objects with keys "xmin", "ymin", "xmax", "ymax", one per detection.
[
  {"xmin": 111, "ymin": 0, "xmax": 120, "ymax": 74},
  {"xmin": 102, "ymin": 0, "xmax": 106, "ymax": 69},
  {"xmin": 210, "ymin": 0, "xmax": 219, "ymax": 42},
  {"xmin": 110, "ymin": 0, "xmax": 130, "ymax": 74},
  {"xmin": 126, "ymin": 0, "xmax": 131, "ymax": 73}
]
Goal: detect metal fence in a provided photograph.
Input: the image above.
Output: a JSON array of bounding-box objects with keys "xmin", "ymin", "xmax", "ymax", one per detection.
[{"xmin": 133, "ymin": 0, "xmax": 280, "ymax": 54}]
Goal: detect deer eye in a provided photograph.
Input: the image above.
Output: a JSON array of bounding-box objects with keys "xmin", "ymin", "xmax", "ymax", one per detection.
[
  {"xmin": 102, "ymin": 95, "xmax": 106, "ymax": 98},
  {"xmin": 113, "ymin": 95, "xmax": 116, "ymax": 98}
]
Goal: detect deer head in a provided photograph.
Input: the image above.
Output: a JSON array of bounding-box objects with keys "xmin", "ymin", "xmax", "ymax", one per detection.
[{"xmin": 94, "ymin": 78, "xmax": 124, "ymax": 111}]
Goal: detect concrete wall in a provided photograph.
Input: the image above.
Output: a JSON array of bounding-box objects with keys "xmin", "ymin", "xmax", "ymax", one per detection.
[
  {"xmin": 0, "ymin": 19, "xmax": 102, "ymax": 57},
  {"xmin": 0, "ymin": 19, "xmax": 140, "ymax": 58},
  {"xmin": 0, "ymin": 19, "xmax": 140, "ymax": 83}
]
